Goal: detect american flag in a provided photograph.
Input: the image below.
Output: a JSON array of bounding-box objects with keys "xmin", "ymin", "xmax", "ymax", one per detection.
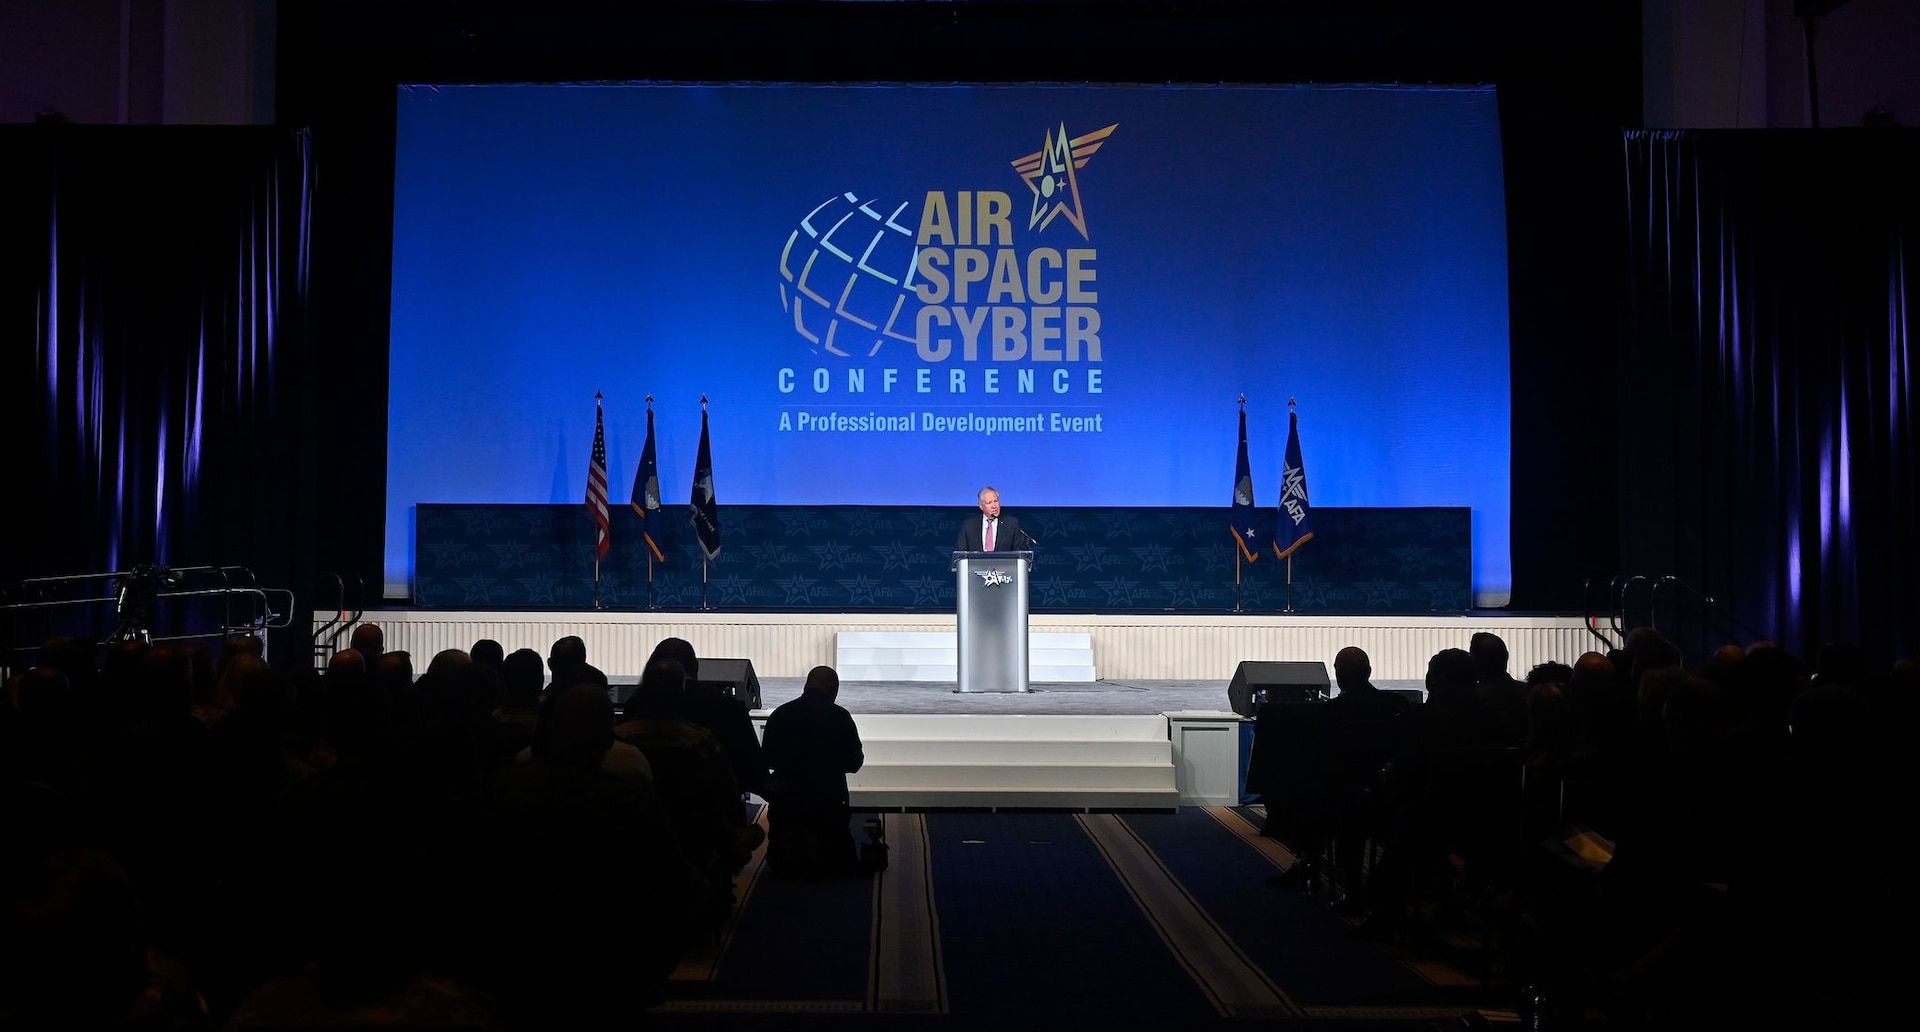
[{"xmin": 587, "ymin": 394, "xmax": 611, "ymax": 560}]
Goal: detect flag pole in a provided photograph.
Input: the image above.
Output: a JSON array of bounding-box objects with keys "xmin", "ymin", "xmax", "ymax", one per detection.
[
  {"xmin": 1231, "ymin": 393, "xmax": 1251, "ymax": 614},
  {"xmin": 592, "ymin": 392, "xmax": 605, "ymax": 611},
  {"xmin": 1234, "ymin": 393, "xmax": 1242, "ymax": 613},
  {"xmin": 697, "ymin": 394, "xmax": 714, "ymax": 612},
  {"xmin": 645, "ymin": 394, "xmax": 656, "ymax": 611},
  {"xmin": 1234, "ymin": 549, "xmax": 1243, "ymax": 613},
  {"xmin": 1273, "ymin": 395, "xmax": 1312, "ymax": 615}
]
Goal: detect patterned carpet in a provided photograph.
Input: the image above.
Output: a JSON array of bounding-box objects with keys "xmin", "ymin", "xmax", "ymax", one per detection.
[{"xmin": 650, "ymin": 805, "xmax": 1517, "ymax": 1030}]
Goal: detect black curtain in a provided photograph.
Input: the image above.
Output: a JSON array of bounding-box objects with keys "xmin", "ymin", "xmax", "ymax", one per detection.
[
  {"xmin": 2, "ymin": 125, "xmax": 315, "ymax": 664},
  {"xmin": 1621, "ymin": 129, "xmax": 1919, "ymax": 668}
]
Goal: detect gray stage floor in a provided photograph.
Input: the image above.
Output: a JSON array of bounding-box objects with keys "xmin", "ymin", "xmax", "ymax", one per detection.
[{"xmin": 752, "ymin": 677, "xmax": 1428, "ymax": 715}]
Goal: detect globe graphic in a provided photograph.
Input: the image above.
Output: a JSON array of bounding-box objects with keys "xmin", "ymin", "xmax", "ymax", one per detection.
[{"xmin": 778, "ymin": 192, "xmax": 923, "ymax": 359}]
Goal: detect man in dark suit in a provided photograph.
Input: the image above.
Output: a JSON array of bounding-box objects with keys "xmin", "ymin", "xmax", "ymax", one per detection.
[
  {"xmin": 954, "ymin": 485, "xmax": 1025, "ymax": 551},
  {"xmin": 761, "ymin": 665, "xmax": 866, "ymax": 879}
]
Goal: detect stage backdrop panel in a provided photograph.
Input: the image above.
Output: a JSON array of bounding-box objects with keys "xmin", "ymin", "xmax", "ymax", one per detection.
[
  {"xmin": 385, "ymin": 82, "xmax": 1512, "ymax": 605},
  {"xmin": 412, "ymin": 504, "xmax": 1468, "ymax": 613}
]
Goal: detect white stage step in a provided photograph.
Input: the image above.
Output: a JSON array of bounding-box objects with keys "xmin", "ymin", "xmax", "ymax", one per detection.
[
  {"xmin": 832, "ymin": 713, "xmax": 1179, "ymax": 811},
  {"xmin": 836, "ymin": 630, "xmax": 1097, "ymax": 682}
]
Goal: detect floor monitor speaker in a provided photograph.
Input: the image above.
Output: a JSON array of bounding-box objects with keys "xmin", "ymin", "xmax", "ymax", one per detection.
[
  {"xmin": 698, "ymin": 657, "xmax": 762, "ymax": 710},
  {"xmin": 1227, "ymin": 660, "xmax": 1330, "ymax": 716}
]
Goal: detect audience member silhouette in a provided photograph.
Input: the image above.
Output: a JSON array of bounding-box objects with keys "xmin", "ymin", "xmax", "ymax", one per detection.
[
  {"xmin": 614, "ymin": 659, "xmax": 761, "ymax": 918},
  {"xmin": 4, "ymin": 617, "xmax": 1902, "ymax": 1030},
  {"xmin": 484, "ymin": 647, "xmax": 544, "ymax": 774},
  {"xmin": 458, "ymin": 682, "xmax": 700, "ymax": 1030},
  {"xmin": 0, "ymin": 847, "xmax": 205, "ymax": 1030},
  {"xmin": 1470, "ymin": 630, "xmax": 1528, "ymax": 745},
  {"xmin": 348, "ymin": 622, "xmax": 384, "ymax": 667},
  {"xmin": 546, "ymin": 635, "xmax": 588, "ymax": 693},
  {"xmin": 469, "ymin": 637, "xmax": 506, "ymax": 677},
  {"xmin": 1353, "ymin": 647, "xmax": 1514, "ymax": 937},
  {"xmin": 761, "ymin": 665, "xmax": 867, "ymax": 880},
  {"xmin": 647, "ymin": 636, "xmax": 768, "ymax": 797},
  {"xmin": 1266, "ymin": 646, "xmax": 1410, "ymax": 904}
]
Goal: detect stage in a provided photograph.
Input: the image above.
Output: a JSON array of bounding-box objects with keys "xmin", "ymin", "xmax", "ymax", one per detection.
[
  {"xmin": 750, "ymin": 676, "xmax": 1426, "ymax": 716},
  {"xmin": 317, "ymin": 608, "xmax": 1601, "ymax": 688},
  {"xmin": 304, "ymin": 609, "xmax": 1604, "ymax": 808}
]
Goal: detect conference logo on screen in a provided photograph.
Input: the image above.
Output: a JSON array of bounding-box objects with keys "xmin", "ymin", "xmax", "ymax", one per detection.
[{"xmin": 775, "ymin": 121, "xmax": 1117, "ymax": 427}]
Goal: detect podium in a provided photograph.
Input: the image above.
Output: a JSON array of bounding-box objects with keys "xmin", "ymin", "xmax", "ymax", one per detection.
[{"xmin": 952, "ymin": 550, "xmax": 1032, "ymax": 693}]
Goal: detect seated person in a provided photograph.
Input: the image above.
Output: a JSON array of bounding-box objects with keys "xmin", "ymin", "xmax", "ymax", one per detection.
[
  {"xmin": 615, "ymin": 660, "xmax": 762, "ymax": 910},
  {"xmin": 646, "ymin": 637, "xmax": 767, "ymax": 798},
  {"xmin": 1267, "ymin": 647, "xmax": 1409, "ymax": 899},
  {"xmin": 761, "ymin": 666, "xmax": 866, "ymax": 880}
]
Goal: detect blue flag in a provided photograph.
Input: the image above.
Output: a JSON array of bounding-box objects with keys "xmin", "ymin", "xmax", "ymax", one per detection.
[
  {"xmin": 1273, "ymin": 405, "xmax": 1315, "ymax": 559},
  {"xmin": 1230, "ymin": 403, "xmax": 1262, "ymax": 562},
  {"xmin": 690, "ymin": 401, "xmax": 721, "ymax": 560},
  {"xmin": 630, "ymin": 401, "xmax": 666, "ymax": 562}
]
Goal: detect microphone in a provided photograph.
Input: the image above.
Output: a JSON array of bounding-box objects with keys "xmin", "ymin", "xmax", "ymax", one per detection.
[{"xmin": 1017, "ymin": 524, "xmax": 1040, "ymax": 548}]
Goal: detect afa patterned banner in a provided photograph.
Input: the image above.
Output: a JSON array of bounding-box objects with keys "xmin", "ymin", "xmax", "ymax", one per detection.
[{"xmin": 414, "ymin": 504, "xmax": 1469, "ymax": 612}]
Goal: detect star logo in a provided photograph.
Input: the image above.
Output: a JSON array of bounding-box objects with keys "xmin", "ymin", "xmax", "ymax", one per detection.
[
  {"xmin": 1422, "ymin": 511, "xmax": 1466, "ymax": 540},
  {"xmin": 489, "ymin": 542, "xmax": 533, "ymax": 570},
  {"xmin": 974, "ymin": 568, "xmax": 1013, "ymax": 588},
  {"xmin": 871, "ymin": 542, "xmax": 920, "ymax": 571},
  {"xmin": 780, "ymin": 512, "xmax": 832, "ymax": 538},
  {"xmin": 1199, "ymin": 546, "xmax": 1232, "ymax": 575},
  {"xmin": 1157, "ymin": 575, "xmax": 1208, "ymax": 609},
  {"xmin": 517, "ymin": 574, "xmax": 559, "ymax": 604},
  {"xmin": 1097, "ymin": 511, "xmax": 1147, "ymax": 539},
  {"xmin": 1421, "ymin": 579, "xmax": 1468, "ymax": 610},
  {"xmin": 453, "ymin": 573, "xmax": 498, "ymax": 604},
  {"xmin": 747, "ymin": 542, "xmax": 787, "ymax": 570},
  {"xmin": 1295, "ymin": 581, "xmax": 1335, "ymax": 609},
  {"xmin": 842, "ymin": 509, "xmax": 887, "ymax": 538},
  {"xmin": 903, "ymin": 574, "xmax": 948, "ymax": 607},
  {"xmin": 1064, "ymin": 544, "xmax": 1112, "ymax": 572},
  {"xmin": 1012, "ymin": 122, "xmax": 1118, "ymax": 240},
  {"xmin": 1033, "ymin": 575, "xmax": 1076, "ymax": 607},
  {"xmin": 902, "ymin": 507, "xmax": 952, "ymax": 538},
  {"xmin": 1157, "ymin": 512, "xmax": 1199, "ymax": 541},
  {"xmin": 459, "ymin": 509, "xmax": 509, "ymax": 537},
  {"xmin": 713, "ymin": 574, "xmax": 755, "ymax": 605},
  {"xmin": 807, "ymin": 543, "xmax": 855, "ymax": 571},
  {"xmin": 1358, "ymin": 577, "xmax": 1400, "ymax": 609},
  {"xmin": 776, "ymin": 575, "xmax": 820, "ymax": 606},
  {"xmin": 1129, "ymin": 542, "xmax": 1175, "ymax": 574},
  {"xmin": 1390, "ymin": 544, "xmax": 1441, "ymax": 573},
  {"xmin": 426, "ymin": 542, "xmax": 470, "ymax": 568},
  {"xmin": 838, "ymin": 573, "xmax": 887, "ymax": 605},
  {"xmin": 1094, "ymin": 577, "xmax": 1150, "ymax": 608}
]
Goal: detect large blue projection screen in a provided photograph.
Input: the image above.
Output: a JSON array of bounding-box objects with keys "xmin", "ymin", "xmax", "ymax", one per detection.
[{"xmin": 387, "ymin": 83, "xmax": 1511, "ymax": 604}]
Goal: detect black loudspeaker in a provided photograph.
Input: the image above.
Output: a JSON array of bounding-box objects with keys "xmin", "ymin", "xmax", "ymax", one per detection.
[
  {"xmin": 698, "ymin": 658, "xmax": 762, "ymax": 709},
  {"xmin": 1227, "ymin": 660, "xmax": 1330, "ymax": 717},
  {"xmin": 1385, "ymin": 687, "xmax": 1426, "ymax": 707}
]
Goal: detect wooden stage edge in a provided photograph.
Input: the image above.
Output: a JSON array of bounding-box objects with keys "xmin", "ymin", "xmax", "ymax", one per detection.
[{"xmin": 318, "ymin": 609, "xmax": 1603, "ymax": 685}]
